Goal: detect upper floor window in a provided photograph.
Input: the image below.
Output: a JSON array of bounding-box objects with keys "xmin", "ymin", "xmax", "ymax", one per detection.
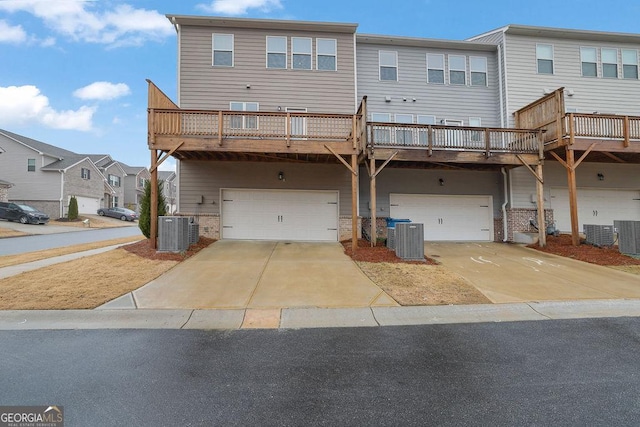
[
  {"xmin": 81, "ymin": 168, "xmax": 90, "ymax": 180},
  {"xmin": 426, "ymin": 54, "xmax": 445, "ymax": 84},
  {"xmin": 371, "ymin": 113, "xmax": 391, "ymax": 143},
  {"xmin": 27, "ymin": 158, "xmax": 35, "ymax": 172},
  {"xmin": 417, "ymin": 115, "xmax": 436, "ymax": 125},
  {"xmin": 602, "ymin": 48, "xmax": 619, "ymax": 78},
  {"xmin": 230, "ymin": 101, "xmax": 259, "ymax": 129},
  {"xmin": 108, "ymin": 174, "xmax": 120, "ymax": 188},
  {"xmin": 622, "ymin": 49, "xmax": 638, "ymax": 79},
  {"xmin": 292, "ymin": 37, "xmax": 312, "ymax": 70},
  {"xmin": 266, "ymin": 36, "xmax": 287, "ymax": 69},
  {"xmin": 536, "ymin": 44, "xmax": 554, "ymax": 74},
  {"xmin": 470, "ymin": 56, "xmax": 488, "ymax": 86},
  {"xmin": 316, "ymin": 38, "xmax": 337, "ymax": 71},
  {"xmin": 379, "ymin": 50, "xmax": 398, "ymax": 81},
  {"xmin": 394, "ymin": 114, "xmax": 414, "ymax": 144},
  {"xmin": 581, "ymin": 47, "xmax": 597, "ymax": 77},
  {"xmin": 138, "ymin": 177, "xmax": 146, "ymax": 188},
  {"xmin": 212, "ymin": 34, "xmax": 234, "ymax": 67},
  {"xmin": 449, "ymin": 55, "xmax": 466, "ymax": 85}
]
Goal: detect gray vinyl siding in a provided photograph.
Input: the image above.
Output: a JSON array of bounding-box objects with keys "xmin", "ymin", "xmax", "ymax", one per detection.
[
  {"xmin": 123, "ymin": 170, "xmax": 149, "ymax": 211},
  {"xmin": 359, "ymin": 167, "xmax": 504, "ymax": 218},
  {"xmin": 179, "ymin": 25, "xmax": 356, "ymax": 113},
  {"xmin": 356, "ymin": 42, "xmax": 501, "ymax": 127},
  {"xmin": 104, "ymin": 164, "xmax": 125, "ymax": 206},
  {"xmin": 510, "ymin": 162, "xmax": 640, "ymax": 209},
  {"xmin": 504, "ymin": 33, "xmax": 640, "ymax": 125},
  {"xmin": 0, "ymin": 136, "xmax": 61, "ymax": 201},
  {"xmin": 179, "ymin": 161, "xmax": 353, "ymax": 216}
]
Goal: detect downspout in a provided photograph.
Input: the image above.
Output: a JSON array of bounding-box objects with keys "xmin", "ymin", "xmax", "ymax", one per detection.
[{"xmin": 501, "ymin": 167, "xmax": 509, "ymax": 242}]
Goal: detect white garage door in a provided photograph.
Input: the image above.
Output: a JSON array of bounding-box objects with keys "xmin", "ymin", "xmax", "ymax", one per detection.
[
  {"xmin": 550, "ymin": 188, "xmax": 640, "ymax": 232},
  {"xmin": 390, "ymin": 194, "xmax": 493, "ymax": 241},
  {"xmin": 221, "ymin": 189, "xmax": 339, "ymax": 241},
  {"xmin": 73, "ymin": 196, "xmax": 100, "ymax": 214}
]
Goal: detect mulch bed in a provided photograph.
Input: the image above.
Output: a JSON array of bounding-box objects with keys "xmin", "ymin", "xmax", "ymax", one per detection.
[
  {"xmin": 528, "ymin": 234, "xmax": 640, "ymax": 266},
  {"xmin": 123, "ymin": 237, "xmax": 216, "ymax": 261},
  {"xmin": 342, "ymin": 239, "xmax": 438, "ymax": 264}
]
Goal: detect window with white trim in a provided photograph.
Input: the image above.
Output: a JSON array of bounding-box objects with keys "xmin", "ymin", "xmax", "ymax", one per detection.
[
  {"xmin": 469, "ymin": 117, "xmax": 482, "ymax": 142},
  {"xmin": 536, "ymin": 44, "xmax": 554, "ymax": 74},
  {"xmin": 230, "ymin": 102, "xmax": 259, "ymax": 129},
  {"xmin": 316, "ymin": 38, "xmax": 337, "ymax": 71},
  {"xmin": 622, "ymin": 49, "xmax": 638, "ymax": 79},
  {"xmin": 379, "ymin": 50, "xmax": 398, "ymax": 81},
  {"xmin": 449, "ymin": 55, "xmax": 466, "ymax": 85},
  {"xmin": 602, "ymin": 48, "xmax": 619, "ymax": 78},
  {"xmin": 371, "ymin": 113, "xmax": 391, "ymax": 143},
  {"xmin": 266, "ymin": 36, "xmax": 287, "ymax": 69},
  {"xmin": 108, "ymin": 174, "xmax": 120, "ymax": 187},
  {"xmin": 292, "ymin": 37, "xmax": 312, "ymax": 70},
  {"xmin": 27, "ymin": 158, "xmax": 35, "ymax": 172},
  {"xmin": 470, "ymin": 56, "xmax": 487, "ymax": 86},
  {"xmin": 426, "ymin": 54, "xmax": 444, "ymax": 84},
  {"xmin": 395, "ymin": 114, "xmax": 413, "ymax": 144},
  {"xmin": 417, "ymin": 115, "xmax": 436, "ymax": 145},
  {"xmin": 81, "ymin": 168, "xmax": 90, "ymax": 180},
  {"xmin": 581, "ymin": 47, "xmax": 597, "ymax": 77},
  {"xmin": 212, "ymin": 34, "xmax": 234, "ymax": 67}
]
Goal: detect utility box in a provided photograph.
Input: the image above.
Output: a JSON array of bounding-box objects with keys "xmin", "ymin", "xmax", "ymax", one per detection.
[
  {"xmin": 158, "ymin": 216, "xmax": 190, "ymax": 252},
  {"xmin": 386, "ymin": 218, "xmax": 411, "ymax": 250},
  {"xmin": 395, "ymin": 222, "xmax": 425, "ymax": 261},
  {"xmin": 583, "ymin": 224, "xmax": 614, "ymax": 247},
  {"xmin": 614, "ymin": 220, "xmax": 640, "ymax": 255}
]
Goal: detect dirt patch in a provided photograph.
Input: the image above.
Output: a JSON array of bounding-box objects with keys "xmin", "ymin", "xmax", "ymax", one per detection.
[
  {"xmin": 358, "ymin": 262, "xmax": 491, "ymax": 306},
  {"xmin": 122, "ymin": 237, "xmax": 216, "ymax": 261},
  {"xmin": 0, "ymin": 227, "xmax": 27, "ymax": 238},
  {"xmin": 528, "ymin": 234, "xmax": 640, "ymax": 266},
  {"xmin": 342, "ymin": 239, "xmax": 438, "ymax": 264}
]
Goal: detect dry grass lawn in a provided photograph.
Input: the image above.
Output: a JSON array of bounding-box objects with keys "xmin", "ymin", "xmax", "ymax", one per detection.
[
  {"xmin": 0, "ymin": 248, "xmax": 177, "ymax": 310},
  {"xmin": 53, "ymin": 215, "xmax": 135, "ymax": 229},
  {"xmin": 0, "ymin": 227, "xmax": 27, "ymax": 238},
  {"xmin": 0, "ymin": 236, "xmax": 142, "ymax": 268},
  {"xmin": 358, "ymin": 262, "xmax": 492, "ymax": 306}
]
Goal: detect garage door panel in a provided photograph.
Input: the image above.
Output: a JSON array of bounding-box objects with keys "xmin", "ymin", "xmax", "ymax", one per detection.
[
  {"xmin": 390, "ymin": 194, "xmax": 493, "ymax": 241},
  {"xmin": 74, "ymin": 196, "xmax": 100, "ymax": 215}
]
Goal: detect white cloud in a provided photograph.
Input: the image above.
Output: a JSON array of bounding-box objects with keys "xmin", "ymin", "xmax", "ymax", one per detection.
[
  {"xmin": 197, "ymin": 0, "xmax": 283, "ymax": 15},
  {"xmin": 0, "ymin": 1, "xmax": 174, "ymax": 47},
  {"xmin": 0, "ymin": 19, "xmax": 27, "ymax": 43},
  {"xmin": 73, "ymin": 82, "xmax": 131, "ymax": 101},
  {"xmin": 158, "ymin": 159, "xmax": 176, "ymax": 172},
  {"xmin": 0, "ymin": 85, "xmax": 95, "ymax": 131}
]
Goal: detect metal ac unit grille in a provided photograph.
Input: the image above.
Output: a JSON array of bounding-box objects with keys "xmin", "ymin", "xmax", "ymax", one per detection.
[
  {"xmin": 614, "ymin": 220, "xmax": 640, "ymax": 255},
  {"xmin": 395, "ymin": 222, "xmax": 425, "ymax": 261},
  {"xmin": 158, "ymin": 216, "xmax": 190, "ymax": 252},
  {"xmin": 386, "ymin": 228, "xmax": 396, "ymax": 250},
  {"xmin": 583, "ymin": 224, "xmax": 614, "ymax": 247},
  {"xmin": 188, "ymin": 223, "xmax": 200, "ymax": 245}
]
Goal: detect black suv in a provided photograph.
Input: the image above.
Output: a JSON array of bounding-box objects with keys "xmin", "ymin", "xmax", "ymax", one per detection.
[{"xmin": 0, "ymin": 202, "xmax": 50, "ymax": 224}]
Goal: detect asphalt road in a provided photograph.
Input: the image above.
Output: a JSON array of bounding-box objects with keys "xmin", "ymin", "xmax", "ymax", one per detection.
[
  {"xmin": 0, "ymin": 226, "xmax": 143, "ymax": 255},
  {"xmin": 1, "ymin": 318, "xmax": 639, "ymax": 426}
]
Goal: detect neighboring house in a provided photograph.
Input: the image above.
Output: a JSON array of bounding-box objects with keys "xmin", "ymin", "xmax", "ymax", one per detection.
[
  {"xmin": 85, "ymin": 155, "xmax": 127, "ymax": 210},
  {"xmin": 0, "ymin": 179, "xmax": 12, "ymax": 202},
  {"xmin": 121, "ymin": 165, "xmax": 150, "ymax": 212},
  {"xmin": 0, "ymin": 129, "xmax": 110, "ymax": 219},
  {"xmin": 158, "ymin": 171, "xmax": 177, "ymax": 214},
  {"xmin": 147, "ymin": 15, "xmax": 640, "ymax": 244}
]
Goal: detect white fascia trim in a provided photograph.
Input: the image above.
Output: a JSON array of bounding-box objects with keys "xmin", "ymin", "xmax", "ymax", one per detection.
[
  {"xmin": 176, "ymin": 21, "xmax": 181, "ymax": 106},
  {"xmin": 502, "ymin": 29, "xmax": 511, "ymax": 127},
  {"xmin": 353, "ymin": 32, "xmax": 358, "ymax": 113}
]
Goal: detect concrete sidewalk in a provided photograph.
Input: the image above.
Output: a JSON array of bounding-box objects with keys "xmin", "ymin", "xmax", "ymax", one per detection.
[{"xmin": 1, "ymin": 299, "xmax": 640, "ymax": 330}]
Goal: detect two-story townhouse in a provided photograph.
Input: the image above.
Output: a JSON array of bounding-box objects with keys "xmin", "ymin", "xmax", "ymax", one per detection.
[
  {"xmin": 161, "ymin": 15, "xmax": 361, "ymax": 242},
  {"xmin": 85, "ymin": 155, "xmax": 127, "ymax": 209},
  {"xmin": 121, "ymin": 165, "xmax": 150, "ymax": 212},
  {"xmin": 0, "ymin": 129, "xmax": 108, "ymax": 218},
  {"xmin": 470, "ymin": 26, "xmax": 640, "ymax": 238},
  {"xmin": 158, "ymin": 171, "xmax": 177, "ymax": 214}
]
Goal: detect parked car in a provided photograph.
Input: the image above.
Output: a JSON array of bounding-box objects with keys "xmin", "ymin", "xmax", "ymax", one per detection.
[
  {"xmin": 97, "ymin": 207, "xmax": 139, "ymax": 221},
  {"xmin": 0, "ymin": 202, "xmax": 50, "ymax": 224}
]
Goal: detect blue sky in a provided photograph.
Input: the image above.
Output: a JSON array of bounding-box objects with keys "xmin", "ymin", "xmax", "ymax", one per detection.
[{"xmin": 1, "ymin": 0, "xmax": 639, "ymax": 171}]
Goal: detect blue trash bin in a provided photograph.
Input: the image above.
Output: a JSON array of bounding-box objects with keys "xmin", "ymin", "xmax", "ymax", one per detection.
[{"xmin": 386, "ymin": 218, "xmax": 411, "ymax": 228}]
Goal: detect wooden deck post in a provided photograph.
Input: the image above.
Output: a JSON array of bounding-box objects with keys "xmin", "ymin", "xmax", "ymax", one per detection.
[
  {"xmin": 566, "ymin": 147, "xmax": 580, "ymax": 246},
  {"xmin": 150, "ymin": 149, "xmax": 159, "ymax": 249},
  {"xmin": 623, "ymin": 116, "xmax": 630, "ymax": 148},
  {"xmin": 370, "ymin": 157, "xmax": 376, "ymax": 247},
  {"xmin": 351, "ymin": 153, "xmax": 358, "ymax": 252},
  {"xmin": 535, "ymin": 163, "xmax": 546, "ymax": 248}
]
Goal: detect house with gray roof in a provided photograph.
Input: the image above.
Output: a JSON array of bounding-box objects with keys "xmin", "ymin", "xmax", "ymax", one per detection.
[
  {"xmin": 158, "ymin": 171, "xmax": 177, "ymax": 214},
  {"xmin": 120, "ymin": 164, "xmax": 150, "ymax": 212}
]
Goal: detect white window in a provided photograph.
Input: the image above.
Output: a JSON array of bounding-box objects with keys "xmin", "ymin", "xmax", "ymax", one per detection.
[
  {"xmin": 212, "ymin": 34, "xmax": 234, "ymax": 67},
  {"xmin": 417, "ymin": 115, "xmax": 436, "ymax": 145},
  {"xmin": 108, "ymin": 174, "xmax": 120, "ymax": 187},
  {"xmin": 469, "ymin": 117, "xmax": 482, "ymax": 143},
  {"xmin": 395, "ymin": 114, "xmax": 413, "ymax": 144},
  {"xmin": 379, "ymin": 50, "xmax": 398, "ymax": 81},
  {"xmin": 81, "ymin": 168, "xmax": 91, "ymax": 179},
  {"xmin": 27, "ymin": 158, "xmax": 35, "ymax": 172},
  {"xmin": 581, "ymin": 47, "xmax": 597, "ymax": 77},
  {"xmin": 469, "ymin": 117, "xmax": 482, "ymax": 127},
  {"xmin": 426, "ymin": 54, "xmax": 445, "ymax": 84},
  {"xmin": 371, "ymin": 113, "xmax": 391, "ymax": 143},
  {"xmin": 292, "ymin": 37, "xmax": 312, "ymax": 70},
  {"xmin": 602, "ymin": 48, "xmax": 619, "ymax": 78},
  {"xmin": 470, "ymin": 56, "xmax": 488, "ymax": 86},
  {"xmin": 622, "ymin": 49, "xmax": 638, "ymax": 79},
  {"xmin": 536, "ymin": 44, "xmax": 554, "ymax": 74},
  {"xmin": 449, "ymin": 55, "xmax": 466, "ymax": 85},
  {"xmin": 317, "ymin": 38, "xmax": 337, "ymax": 71},
  {"xmin": 266, "ymin": 36, "xmax": 287, "ymax": 69},
  {"xmin": 445, "ymin": 119, "xmax": 463, "ymax": 126},
  {"xmin": 230, "ymin": 102, "xmax": 259, "ymax": 129}
]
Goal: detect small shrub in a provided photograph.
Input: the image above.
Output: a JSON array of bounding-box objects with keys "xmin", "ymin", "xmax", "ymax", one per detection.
[
  {"xmin": 68, "ymin": 196, "xmax": 79, "ymax": 221},
  {"xmin": 139, "ymin": 179, "xmax": 167, "ymax": 238}
]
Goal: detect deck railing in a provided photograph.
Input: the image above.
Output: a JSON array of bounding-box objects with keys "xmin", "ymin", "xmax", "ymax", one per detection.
[
  {"xmin": 564, "ymin": 113, "xmax": 640, "ymax": 143},
  {"xmin": 368, "ymin": 123, "xmax": 542, "ymax": 154}
]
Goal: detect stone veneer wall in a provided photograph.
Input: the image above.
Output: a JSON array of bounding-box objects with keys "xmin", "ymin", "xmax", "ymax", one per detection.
[
  {"xmin": 0, "ymin": 186, "xmax": 9, "ymax": 202},
  {"xmin": 505, "ymin": 208, "xmax": 554, "ymax": 242}
]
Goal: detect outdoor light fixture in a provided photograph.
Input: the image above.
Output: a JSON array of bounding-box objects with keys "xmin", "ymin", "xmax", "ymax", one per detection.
[
  {"xmin": 278, "ymin": 171, "xmax": 284, "ymax": 181},
  {"xmin": 597, "ymin": 173, "xmax": 604, "ymax": 181},
  {"xmin": 439, "ymin": 178, "xmax": 445, "ymax": 186}
]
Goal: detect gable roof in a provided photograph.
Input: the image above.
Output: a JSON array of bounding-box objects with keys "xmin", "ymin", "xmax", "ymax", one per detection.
[
  {"xmin": 0, "ymin": 128, "xmax": 76, "ymax": 159},
  {"xmin": 469, "ymin": 24, "xmax": 640, "ymax": 44},
  {"xmin": 120, "ymin": 163, "xmax": 148, "ymax": 175},
  {"xmin": 158, "ymin": 171, "xmax": 176, "ymax": 181}
]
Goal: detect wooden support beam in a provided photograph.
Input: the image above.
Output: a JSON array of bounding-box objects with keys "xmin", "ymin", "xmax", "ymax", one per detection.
[
  {"xmin": 351, "ymin": 154, "xmax": 358, "ymax": 252},
  {"xmin": 372, "ymin": 151, "xmax": 399, "ymax": 178},
  {"xmin": 515, "ymin": 154, "xmax": 543, "ymax": 184},
  {"xmin": 150, "ymin": 149, "xmax": 159, "ymax": 249},
  {"xmin": 571, "ymin": 142, "xmax": 597, "ymax": 169},
  {"xmin": 535, "ymin": 163, "xmax": 546, "ymax": 248},
  {"xmin": 150, "ymin": 142, "xmax": 184, "ymax": 173},
  {"xmin": 370, "ymin": 157, "xmax": 376, "ymax": 247},
  {"xmin": 624, "ymin": 116, "xmax": 630, "ymax": 148},
  {"xmin": 324, "ymin": 145, "xmax": 356, "ymax": 175},
  {"xmin": 566, "ymin": 147, "xmax": 580, "ymax": 246},
  {"xmin": 602, "ymin": 151, "xmax": 626, "ymax": 163},
  {"xmin": 218, "ymin": 111, "xmax": 223, "ymax": 146},
  {"xmin": 549, "ymin": 150, "xmax": 569, "ymax": 169}
]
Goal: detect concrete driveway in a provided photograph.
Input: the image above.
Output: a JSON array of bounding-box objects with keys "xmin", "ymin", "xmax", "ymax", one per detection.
[
  {"xmin": 429, "ymin": 242, "xmax": 640, "ymax": 303},
  {"xmin": 133, "ymin": 240, "xmax": 398, "ymax": 309}
]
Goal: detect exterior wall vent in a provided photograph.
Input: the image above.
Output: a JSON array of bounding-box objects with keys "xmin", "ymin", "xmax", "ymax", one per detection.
[
  {"xmin": 158, "ymin": 216, "xmax": 190, "ymax": 252},
  {"xmin": 583, "ymin": 224, "xmax": 614, "ymax": 247},
  {"xmin": 395, "ymin": 222, "xmax": 425, "ymax": 261},
  {"xmin": 614, "ymin": 220, "xmax": 640, "ymax": 255}
]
